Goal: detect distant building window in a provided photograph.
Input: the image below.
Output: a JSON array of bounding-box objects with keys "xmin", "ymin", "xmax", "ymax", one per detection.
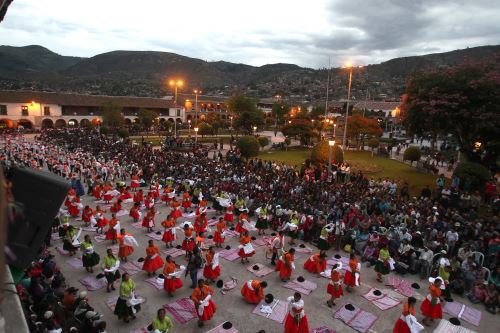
[
  {"xmin": 0, "ymin": 105, "xmax": 6, "ymax": 115},
  {"xmin": 176, "ymin": 109, "xmax": 181, "ymax": 117},
  {"xmin": 21, "ymin": 105, "xmax": 29, "ymax": 116},
  {"xmin": 44, "ymin": 106, "xmax": 51, "ymax": 116}
]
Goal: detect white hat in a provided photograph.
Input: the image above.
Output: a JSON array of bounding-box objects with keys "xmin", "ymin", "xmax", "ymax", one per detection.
[
  {"xmin": 441, "ymin": 250, "xmax": 447, "ymax": 254},
  {"xmin": 78, "ymin": 291, "xmax": 87, "ymax": 298},
  {"xmin": 44, "ymin": 311, "xmax": 54, "ymax": 319}
]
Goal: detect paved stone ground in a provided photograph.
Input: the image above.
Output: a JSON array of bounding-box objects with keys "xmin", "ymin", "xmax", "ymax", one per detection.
[{"xmin": 50, "ymin": 191, "xmax": 495, "ymax": 333}]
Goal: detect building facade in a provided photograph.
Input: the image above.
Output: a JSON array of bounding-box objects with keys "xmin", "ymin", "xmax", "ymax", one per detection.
[{"xmin": 0, "ymin": 90, "xmax": 185, "ymax": 129}]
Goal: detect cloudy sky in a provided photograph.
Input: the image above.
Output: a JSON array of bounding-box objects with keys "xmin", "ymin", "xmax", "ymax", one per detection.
[{"xmin": 1, "ymin": 0, "xmax": 499, "ymax": 68}]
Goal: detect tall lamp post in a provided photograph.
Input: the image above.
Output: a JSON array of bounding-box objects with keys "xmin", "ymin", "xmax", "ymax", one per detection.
[
  {"xmin": 328, "ymin": 140, "xmax": 335, "ymax": 180},
  {"xmin": 169, "ymin": 80, "xmax": 183, "ymax": 138},
  {"xmin": 341, "ymin": 63, "xmax": 362, "ymax": 151},
  {"xmin": 333, "ymin": 123, "xmax": 337, "ymax": 138},
  {"xmin": 194, "ymin": 89, "xmax": 201, "ymax": 125},
  {"xmin": 188, "ymin": 119, "xmax": 191, "ymax": 137},
  {"xmin": 274, "ymin": 94, "xmax": 281, "ymax": 133},
  {"xmin": 194, "ymin": 127, "xmax": 199, "ymax": 146}
]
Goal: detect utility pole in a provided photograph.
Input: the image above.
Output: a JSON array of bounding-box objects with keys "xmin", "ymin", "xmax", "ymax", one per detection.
[{"xmin": 324, "ymin": 58, "xmax": 331, "ymax": 118}]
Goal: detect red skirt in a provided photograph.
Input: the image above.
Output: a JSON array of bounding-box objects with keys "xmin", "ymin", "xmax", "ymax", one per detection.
[
  {"xmin": 182, "ymin": 201, "xmax": 191, "ymax": 208},
  {"xmin": 142, "ymin": 218, "xmax": 154, "ymax": 228},
  {"xmin": 164, "ymin": 277, "xmax": 183, "ymax": 293},
  {"xmin": 162, "ymin": 231, "xmax": 175, "ymax": 242},
  {"xmin": 235, "ymin": 222, "xmax": 246, "ymax": 234},
  {"xmin": 130, "ymin": 210, "xmax": 140, "ymax": 220},
  {"xmin": 327, "ymin": 283, "xmax": 343, "ymax": 298},
  {"xmin": 238, "ymin": 248, "xmax": 255, "ymax": 258},
  {"xmin": 142, "ymin": 256, "xmax": 164, "ymax": 273},
  {"xmin": 241, "ymin": 284, "xmax": 263, "ymax": 304},
  {"xmin": 105, "ymin": 229, "xmax": 117, "ymax": 240},
  {"xmin": 69, "ymin": 206, "xmax": 79, "ymax": 217},
  {"xmin": 284, "ymin": 313, "xmax": 309, "ymax": 333},
  {"xmin": 182, "ymin": 239, "xmax": 195, "ymax": 252},
  {"xmin": 203, "ymin": 265, "xmax": 221, "ymax": 280},
  {"xmin": 344, "ymin": 270, "xmax": 358, "ymax": 287},
  {"xmin": 171, "ymin": 209, "xmax": 182, "ymax": 219},
  {"xmin": 224, "ymin": 213, "xmax": 234, "ymax": 223},
  {"xmin": 195, "ymin": 225, "xmax": 207, "ymax": 234},
  {"xmin": 275, "ymin": 260, "xmax": 292, "ymax": 279},
  {"xmin": 93, "ymin": 189, "xmax": 102, "ymax": 199},
  {"xmin": 162, "ymin": 195, "xmax": 172, "ymax": 203},
  {"xmin": 393, "ymin": 318, "xmax": 411, "ymax": 333},
  {"xmin": 103, "ymin": 194, "xmax": 114, "ymax": 202},
  {"xmin": 119, "ymin": 245, "xmax": 134, "ymax": 258},
  {"xmin": 131, "ymin": 182, "xmax": 140, "ymax": 188},
  {"xmin": 213, "ymin": 231, "xmax": 225, "ymax": 244},
  {"xmin": 96, "ymin": 218, "xmax": 109, "ymax": 228},
  {"xmin": 198, "ymin": 300, "xmax": 216, "ymax": 321},
  {"xmin": 420, "ymin": 299, "xmax": 442, "ymax": 319},
  {"xmin": 303, "ymin": 258, "xmax": 326, "ymax": 274}
]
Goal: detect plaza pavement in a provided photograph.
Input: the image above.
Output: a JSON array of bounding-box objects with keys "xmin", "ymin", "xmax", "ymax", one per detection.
[{"xmin": 49, "ymin": 191, "xmax": 496, "ymax": 333}]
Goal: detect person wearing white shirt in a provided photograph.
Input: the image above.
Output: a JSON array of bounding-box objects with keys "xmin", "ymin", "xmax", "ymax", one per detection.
[{"xmin": 419, "ymin": 247, "xmax": 434, "ymax": 279}]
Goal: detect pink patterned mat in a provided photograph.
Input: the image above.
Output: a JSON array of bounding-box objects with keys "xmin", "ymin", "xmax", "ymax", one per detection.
[
  {"xmin": 434, "ymin": 319, "xmax": 478, "ymax": 333},
  {"xmin": 246, "ymin": 263, "xmax": 274, "ymax": 277},
  {"xmin": 312, "ymin": 327, "xmax": 338, "ymax": 333},
  {"xmin": 145, "ymin": 276, "xmax": 164, "ymax": 290},
  {"xmin": 362, "ymin": 287, "xmax": 401, "ymax": 310},
  {"xmin": 252, "ymin": 299, "xmax": 288, "ymax": 323},
  {"xmin": 121, "ymin": 262, "xmax": 142, "ymax": 275},
  {"xmin": 385, "ymin": 275, "xmax": 414, "ymax": 297},
  {"xmin": 219, "ymin": 248, "xmax": 241, "ymax": 262},
  {"xmin": 253, "ymin": 236, "xmax": 273, "ymax": 247},
  {"xmin": 327, "ymin": 255, "xmax": 349, "ymax": 267},
  {"xmin": 163, "ymin": 248, "xmax": 185, "ymax": 258},
  {"xmin": 51, "ymin": 233, "xmax": 61, "ymax": 241},
  {"xmin": 93, "ymin": 234, "xmax": 107, "ymax": 243},
  {"xmin": 205, "ymin": 322, "xmax": 238, "ymax": 333},
  {"xmin": 223, "ymin": 230, "xmax": 239, "ymax": 238},
  {"xmin": 79, "ymin": 275, "xmax": 107, "ymax": 291},
  {"xmin": 65, "ymin": 257, "xmax": 83, "ymax": 269},
  {"xmin": 443, "ymin": 301, "xmax": 482, "ymax": 327},
  {"xmin": 81, "ymin": 226, "xmax": 97, "ymax": 232},
  {"xmin": 106, "ymin": 296, "xmax": 119, "ymax": 312},
  {"xmin": 146, "ymin": 232, "xmax": 163, "ymax": 241},
  {"xmin": 164, "ymin": 297, "xmax": 197, "ymax": 324},
  {"xmin": 131, "ymin": 222, "xmax": 142, "ymax": 229},
  {"xmin": 295, "ymin": 245, "xmax": 313, "ymax": 253},
  {"xmin": 333, "ymin": 304, "xmax": 378, "ymax": 333},
  {"xmin": 55, "ymin": 246, "xmax": 69, "ymax": 255},
  {"xmin": 283, "ymin": 279, "xmax": 318, "ymax": 295},
  {"xmin": 129, "ymin": 328, "xmax": 148, "ymax": 333}
]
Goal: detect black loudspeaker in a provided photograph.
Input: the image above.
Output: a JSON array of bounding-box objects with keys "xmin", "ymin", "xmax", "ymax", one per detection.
[{"xmin": 7, "ymin": 166, "xmax": 70, "ymax": 269}]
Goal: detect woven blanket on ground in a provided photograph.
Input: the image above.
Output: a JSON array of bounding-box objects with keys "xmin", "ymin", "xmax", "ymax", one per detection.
[
  {"xmin": 207, "ymin": 219, "xmax": 219, "ymax": 227},
  {"xmin": 333, "ymin": 304, "xmax": 378, "ymax": 333},
  {"xmin": 223, "ymin": 230, "xmax": 239, "ymax": 238},
  {"xmin": 312, "ymin": 327, "xmax": 338, "ymax": 333},
  {"xmin": 93, "ymin": 234, "xmax": 106, "ymax": 243},
  {"xmin": 252, "ymin": 299, "xmax": 288, "ymax": 323},
  {"xmin": 362, "ymin": 287, "xmax": 401, "ymax": 310},
  {"xmin": 205, "ymin": 322, "xmax": 238, "ymax": 333},
  {"xmin": 433, "ymin": 319, "xmax": 478, "ymax": 333},
  {"xmin": 295, "ymin": 245, "xmax": 313, "ymax": 253},
  {"xmin": 81, "ymin": 226, "xmax": 97, "ymax": 232},
  {"xmin": 219, "ymin": 248, "xmax": 240, "ymax": 262},
  {"xmin": 79, "ymin": 275, "xmax": 107, "ymax": 291},
  {"xmin": 131, "ymin": 222, "xmax": 143, "ymax": 229},
  {"xmin": 145, "ymin": 276, "xmax": 164, "ymax": 290},
  {"xmin": 253, "ymin": 236, "xmax": 273, "ymax": 247},
  {"xmin": 385, "ymin": 275, "xmax": 414, "ymax": 297},
  {"xmin": 327, "ymin": 255, "xmax": 349, "ymax": 267},
  {"xmin": 246, "ymin": 263, "xmax": 274, "ymax": 277},
  {"xmin": 164, "ymin": 297, "xmax": 197, "ymax": 324},
  {"xmin": 65, "ymin": 257, "xmax": 83, "ymax": 269},
  {"xmin": 220, "ymin": 277, "xmax": 238, "ymax": 295},
  {"xmin": 121, "ymin": 262, "xmax": 141, "ymax": 275},
  {"xmin": 443, "ymin": 301, "xmax": 482, "ymax": 327},
  {"xmin": 163, "ymin": 248, "xmax": 185, "ymax": 258},
  {"xmin": 106, "ymin": 296, "xmax": 119, "ymax": 312},
  {"xmin": 129, "ymin": 328, "xmax": 148, "ymax": 333},
  {"xmin": 55, "ymin": 246, "xmax": 69, "ymax": 255},
  {"xmin": 146, "ymin": 232, "xmax": 163, "ymax": 241},
  {"xmin": 283, "ymin": 279, "xmax": 318, "ymax": 295},
  {"xmin": 51, "ymin": 233, "xmax": 61, "ymax": 241},
  {"xmin": 116, "ymin": 210, "xmax": 128, "ymax": 217}
]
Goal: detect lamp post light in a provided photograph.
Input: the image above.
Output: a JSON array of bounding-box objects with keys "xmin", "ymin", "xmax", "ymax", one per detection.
[
  {"xmin": 169, "ymin": 80, "xmax": 183, "ymax": 105},
  {"xmin": 194, "ymin": 127, "xmax": 199, "ymax": 145},
  {"xmin": 188, "ymin": 119, "xmax": 191, "ymax": 137},
  {"xmin": 342, "ymin": 63, "xmax": 362, "ymax": 151},
  {"xmin": 328, "ymin": 140, "xmax": 335, "ymax": 181},
  {"xmin": 253, "ymin": 126, "xmax": 257, "ymax": 136},
  {"xmin": 333, "ymin": 123, "xmax": 337, "ymax": 138},
  {"xmin": 194, "ymin": 89, "xmax": 201, "ymax": 125}
]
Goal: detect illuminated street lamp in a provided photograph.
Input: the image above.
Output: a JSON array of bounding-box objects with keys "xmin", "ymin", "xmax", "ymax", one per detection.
[
  {"xmin": 169, "ymin": 80, "xmax": 183, "ymax": 105},
  {"xmin": 194, "ymin": 127, "xmax": 199, "ymax": 145},
  {"xmin": 194, "ymin": 89, "xmax": 202, "ymax": 125},
  {"xmin": 188, "ymin": 119, "xmax": 191, "ymax": 137},
  {"xmin": 328, "ymin": 140, "xmax": 335, "ymax": 180},
  {"xmin": 342, "ymin": 63, "xmax": 362, "ymax": 150},
  {"xmin": 253, "ymin": 126, "xmax": 257, "ymax": 135},
  {"xmin": 333, "ymin": 123, "xmax": 337, "ymax": 138}
]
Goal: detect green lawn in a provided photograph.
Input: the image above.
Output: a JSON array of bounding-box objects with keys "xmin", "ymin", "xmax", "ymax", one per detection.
[{"xmin": 258, "ymin": 148, "xmax": 438, "ymax": 196}]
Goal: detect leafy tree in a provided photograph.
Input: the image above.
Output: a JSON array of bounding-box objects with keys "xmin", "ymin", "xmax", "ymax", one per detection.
[
  {"xmin": 258, "ymin": 136, "xmax": 270, "ymax": 149},
  {"xmin": 271, "ymin": 102, "xmax": 290, "ymax": 124},
  {"xmin": 99, "ymin": 125, "xmax": 109, "ymax": 135},
  {"xmin": 228, "ymin": 93, "xmax": 264, "ymax": 132},
  {"xmin": 310, "ymin": 140, "xmax": 344, "ymax": 165},
  {"xmin": 282, "ymin": 119, "xmax": 313, "ymax": 146},
  {"xmin": 236, "ymin": 136, "xmax": 260, "ymax": 159},
  {"xmin": 198, "ymin": 122, "xmax": 213, "ymax": 137},
  {"xmin": 137, "ymin": 109, "xmax": 159, "ymax": 129},
  {"xmin": 402, "ymin": 59, "xmax": 500, "ymax": 165},
  {"xmin": 310, "ymin": 106, "xmax": 326, "ymax": 120},
  {"xmin": 367, "ymin": 137, "xmax": 380, "ymax": 157},
  {"xmin": 101, "ymin": 102, "xmax": 124, "ymax": 128},
  {"xmin": 453, "ymin": 161, "xmax": 490, "ymax": 191},
  {"xmin": 346, "ymin": 115, "xmax": 383, "ymax": 149},
  {"xmin": 403, "ymin": 146, "xmax": 422, "ymax": 165}
]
